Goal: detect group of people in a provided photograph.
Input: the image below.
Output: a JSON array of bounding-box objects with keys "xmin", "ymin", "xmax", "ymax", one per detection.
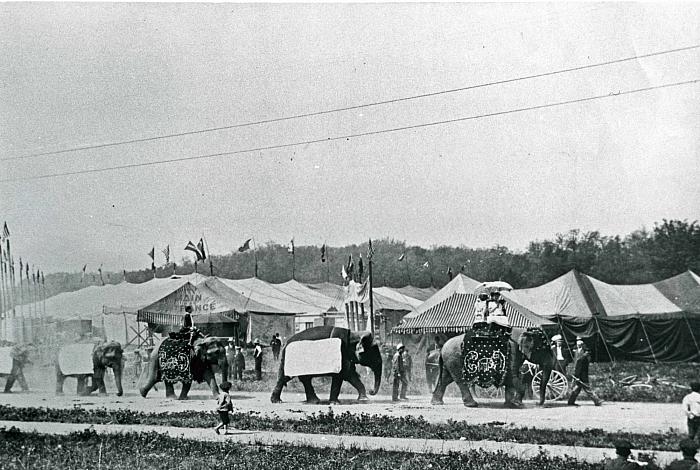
[
  {"xmin": 224, "ymin": 333, "xmax": 283, "ymax": 382},
  {"xmin": 391, "ymin": 343, "xmax": 413, "ymax": 402},
  {"xmin": 602, "ymin": 437, "xmax": 700, "ymax": 469},
  {"xmin": 473, "ymin": 291, "xmax": 510, "ymax": 330}
]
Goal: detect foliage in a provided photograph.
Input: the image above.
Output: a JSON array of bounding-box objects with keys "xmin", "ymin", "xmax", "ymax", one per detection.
[
  {"xmin": 0, "ymin": 405, "xmax": 682, "ymax": 451},
  {"xmin": 0, "ymin": 427, "xmax": 605, "ymax": 470},
  {"xmin": 42, "ymin": 219, "xmax": 700, "ymax": 293}
]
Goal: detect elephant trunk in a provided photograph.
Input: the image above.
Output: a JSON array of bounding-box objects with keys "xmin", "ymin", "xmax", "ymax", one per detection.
[
  {"xmin": 369, "ymin": 367, "xmax": 381, "ymax": 395},
  {"xmin": 113, "ymin": 364, "xmax": 123, "ymax": 396}
]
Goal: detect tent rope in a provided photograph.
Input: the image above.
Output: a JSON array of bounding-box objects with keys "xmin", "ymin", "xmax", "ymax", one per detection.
[
  {"xmin": 592, "ymin": 315, "xmax": 616, "ymax": 372},
  {"xmin": 637, "ymin": 318, "xmax": 658, "ymax": 364},
  {"xmin": 682, "ymin": 313, "xmax": 700, "ymax": 360}
]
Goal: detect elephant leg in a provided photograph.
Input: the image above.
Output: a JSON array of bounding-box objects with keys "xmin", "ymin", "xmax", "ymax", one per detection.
[
  {"xmin": 299, "ymin": 376, "xmax": 320, "ymax": 404},
  {"xmin": 165, "ymin": 382, "xmax": 177, "ymax": 399},
  {"xmin": 430, "ymin": 366, "xmax": 453, "ymax": 405},
  {"xmin": 205, "ymin": 370, "xmax": 220, "ymax": 397},
  {"xmin": 329, "ymin": 375, "xmax": 343, "ymax": 403},
  {"xmin": 56, "ymin": 366, "xmax": 65, "ymax": 395},
  {"xmin": 345, "ymin": 370, "xmax": 368, "ymax": 401},
  {"xmin": 92, "ymin": 367, "xmax": 107, "ymax": 395},
  {"xmin": 535, "ymin": 368, "xmax": 552, "ymax": 406},
  {"xmin": 177, "ymin": 381, "xmax": 192, "ymax": 400},
  {"xmin": 270, "ymin": 375, "xmax": 292, "ymax": 403},
  {"xmin": 77, "ymin": 376, "xmax": 88, "ymax": 395},
  {"xmin": 454, "ymin": 378, "xmax": 478, "ymax": 407},
  {"xmin": 139, "ymin": 374, "xmax": 158, "ymax": 398}
]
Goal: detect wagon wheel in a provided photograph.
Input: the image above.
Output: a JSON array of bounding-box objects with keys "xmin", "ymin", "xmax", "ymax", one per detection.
[
  {"xmin": 531, "ymin": 370, "xmax": 568, "ymax": 401},
  {"xmin": 472, "ymin": 384, "xmax": 505, "ymax": 400}
]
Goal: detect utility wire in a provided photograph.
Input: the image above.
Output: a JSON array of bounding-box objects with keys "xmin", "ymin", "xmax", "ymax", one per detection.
[
  {"xmin": 3, "ymin": 44, "xmax": 699, "ymax": 162},
  {"xmin": 1, "ymin": 78, "xmax": 697, "ymax": 184}
]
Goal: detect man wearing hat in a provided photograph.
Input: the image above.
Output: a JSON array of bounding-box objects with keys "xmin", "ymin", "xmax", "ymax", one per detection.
[
  {"xmin": 253, "ymin": 338, "xmax": 264, "ymax": 381},
  {"xmin": 603, "ymin": 439, "xmax": 640, "ymax": 469},
  {"xmin": 550, "ymin": 334, "xmax": 569, "ymax": 373},
  {"xmin": 568, "ymin": 336, "xmax": 603, "ymax": 407},
  {"xmin": 232, "ymin": 345, "xmax": 245, "ymax": 381},
  {"xmin": 665, "ymin": 439, "xmax": 699, "ymax": 470},
  {"xmin": 392, "ymin": 344, "xmax": 408, "ymax": 402}
]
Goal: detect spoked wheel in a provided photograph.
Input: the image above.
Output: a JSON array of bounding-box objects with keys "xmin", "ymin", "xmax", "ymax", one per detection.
[
  {"xmin": 531, "ymin": 370, "xmax": 568, "ymax": 401},
  {"xmin": 472, "ymin": 384, "xmax": 505, "ymax": 400}
]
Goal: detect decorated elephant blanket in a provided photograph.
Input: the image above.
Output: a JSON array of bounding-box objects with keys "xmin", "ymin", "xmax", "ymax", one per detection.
[
  {"xmin": 462, "ymin": 334, "xmax": 510, "ymax": 388},
  {"xmin": 284, "ymin": 338, "xmax": 342, "ymax": 377},
  {"xmin": 58, "ymin": 343, "xmax": 95, "ymax": 376},
  {"xmin": 158, "ymin": 338, "xmax": 192, "ymax": 384},
  {"xmin": 0, "ymin": 347, "xmax": 13, "ymax": 375}
]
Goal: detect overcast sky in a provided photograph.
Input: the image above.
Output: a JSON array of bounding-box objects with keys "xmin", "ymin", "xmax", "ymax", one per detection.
[{"xmin": 1, "ymin": 3, "xmax": 698, "ymax": 273}]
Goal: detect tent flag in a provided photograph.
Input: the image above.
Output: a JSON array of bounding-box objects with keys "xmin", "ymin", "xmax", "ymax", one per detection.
[
  {"xmin": 147, "ymin": 247, "xmax": 155, "ymax": 260},
  {"xmin": 447, "ymin": 266, "xmax": 454, "ymax": 280},
  {"xmin": 423, "ymin": 261, "xmax": 430, "ymax": 269},
  {"xmin": 358, "ymin": 254, "xmax": 364, "ymax": 280},
  {"xmin": 2, "ymin": 222, "xmax": 9, "ymax": 239},
  {"xmin": 341, "ymin": 264, "xmax": 348, "ymax": 281},
  {"xmin": 321, "ymin": 244, "xmax": 326, "ymax": 263},
  {"xmin": 162, "ymin": 245, "xmax": 170, "ymax": 264},
  {"xmin": 288, "ymin": 238, "xmax": 294, "ymax": 254},
  {"xmin": 398, "ymin": 253, "xmax": 405, "ymax": 262},
  {"xmin": 81, "ymin": 264, "xmax": 87, "ymax": 283},
  {"xmin": 367, "ymin": 239, "xmax": 375, "ymax": 261},
  {"xmin": 197, "ymin": 238, "xmax": 207, "ymax": 260},
  {"xmin": 238, "ymin": 239, "xmax": 252, "ymax": 253},
  {"xmin": 346, "ymin": 254, "xmax": 354, "ymax": 278},
  {"xmin": 185, "ymin": 241, "xmax": 204, "ymax": 261}
]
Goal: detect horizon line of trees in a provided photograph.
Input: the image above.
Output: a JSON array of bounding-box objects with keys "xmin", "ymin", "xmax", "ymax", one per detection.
[{"xmin": 41, "ymin": 219, "xmax": 699, "ymax": 299}]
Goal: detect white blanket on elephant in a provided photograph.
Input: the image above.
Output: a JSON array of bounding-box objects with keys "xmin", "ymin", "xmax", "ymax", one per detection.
[
  {"xmin": 58, "ymin": 343, "xmax": 95, "ymax": 376},
  {"xmin": 0, "ymin": 347, "xmax": 13, "ymax": 375},
  {"xmin": 284, "ymin": 338, "xmax": 342, "ymax": 377}
]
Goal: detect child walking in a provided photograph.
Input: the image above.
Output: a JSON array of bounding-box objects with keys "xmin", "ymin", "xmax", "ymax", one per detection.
[{"xmin": 214, "ymin": 381, "xmax": 233, "ymax": 435}]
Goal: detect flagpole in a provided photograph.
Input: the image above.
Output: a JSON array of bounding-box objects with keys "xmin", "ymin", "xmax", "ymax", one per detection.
[
  {"xmin": 253, "ymin": 238, "xmax": 258, "ymax": 278},
  {"xmin": 0, "ymin": 248, "xmax": 6, "ymax": 341},
  {"xmin": 369, "ymin": 253, "xmax": 374, "ymax": 336},
  {"xmin": 203, "ymin": 236, "xmax": 213, "ymax": 276}
]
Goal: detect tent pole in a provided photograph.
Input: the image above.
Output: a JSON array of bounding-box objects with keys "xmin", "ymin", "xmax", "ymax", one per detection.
[{"xmin": 592, "ymin": 315, "xmax": 616, "ymax": 370}]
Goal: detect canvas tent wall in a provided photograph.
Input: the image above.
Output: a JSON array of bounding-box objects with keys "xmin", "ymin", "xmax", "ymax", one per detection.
[
  {"xmin": 503, "ymin": 270, "xmax": 700, "ymax": 363},
  {"xmin": 274, "ymin": 280, "xmax": 345, "ymax": 332}
]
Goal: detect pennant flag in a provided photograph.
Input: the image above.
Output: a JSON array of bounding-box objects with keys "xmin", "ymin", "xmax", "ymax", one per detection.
[
  {"xmin": 81, "ymin": 264, "xmax": 87, "ymax": 283},
  {"xmin": 98, "ymin": 264, "xmax": 104, "ymax": 285},
  {"xmin": 32, "ymin": 271, "xmax": 36, "ymax": 284},
  {"xmin": 367, "ymin": 239, "xmax": 375, "ymax": 260},
  {"xmin": 185, "ymin": 241, "xmax": 204, "ymax": 261},
  {"xmin": 162, "ymin": 245, "xmax": 170, "ymax": 264},
  {"xmin": 447, "ymin": 266, "xmax": 454, "ymax": 280},
  {"xmin": 288, "ymin": 239, "xmax": 294, "ymax": 254},
  {"xmin": 123, "ymin": 269, "xmax": 127, "ymax": 280},
  {"xmin": 423, "ymin": 261, "xmax": 430, "ymax": 269},
  {"xmin": 358, "ymin": 254, "xmax": 364, "ymax": 280},
  {"xmin": 320, "ymin": 244, "xmax": 326, "ymax": 263},
  {"xmin": 26, "ymin": 262, "xmax": 29, "ymax": 280},
  {"xmin": 460, "ymin": 264, "xmax": 466, "ymax": 272},
  {"xmin": 197, "ymin": 238, "xmax": 207, "ymax": 260},
  {"xmin": 19, "ymin": 257, "xmax": 23, "ymax": 275},
  {"xmin": 41, "ymin": 271, "xmax": 45, "ymax": 285},
  {"xmin": 147, "ymin": 247, "xmax": 155, "ymax": 260},
  {"xmin": 37, "ymin": 268, "xmax": 41, "ymax": 283},
  {"xmin": 398, "ymin": 253, "xmax": 405, "ymax": 262},
  {"xmin": 2, "ymin": 222, "xmax": 9, "ymax": 239},
  {"xmin": 341, "ymin": 264, "xmax": 349, "ymax": 281},
  {"xmin": 346, "ymin": 254, "xmax": 354, "ymax": 277},
  {"xmin": 238, "ymin": 239, "xmax": 252, "ymax": 253}
]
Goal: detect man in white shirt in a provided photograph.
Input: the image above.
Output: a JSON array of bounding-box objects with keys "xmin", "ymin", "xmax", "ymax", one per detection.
[{"xmin": 682, "ymin": 382, "xmax": 700, "ymax": 440}]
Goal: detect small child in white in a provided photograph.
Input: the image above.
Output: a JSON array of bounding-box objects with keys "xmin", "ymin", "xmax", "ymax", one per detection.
[{"xmin": 214, "ymin": 381, "xmax": 233, "ymax": 435}]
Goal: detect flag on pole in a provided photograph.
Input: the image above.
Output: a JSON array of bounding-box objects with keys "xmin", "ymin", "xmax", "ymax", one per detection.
[
  {"xmin": 26, "ymin": 262, "xmax": 29, "ymax": 280},
  {"xmin": 162, "ymin": 245, "xmax": 170, "ymax": 264},
  {"xmin": 341, "ymin": 264, "xmax": 348, "ymax": 281},
  {"xmin": 367, "ymin": 239, "xmax": 375, "ymax": 260},
  {"xmin": 41, "ymin": 271, "xmax": 45, "ymax": 285},
  {"xmin": 238, "ymin": 239, "xmax": 252, "ymax": 253},
  {"xmin": 288, "ymin": 239, "xmax": 294, "ymax": 254},
  {"xmin": 81, "ymin": 264, "xmax": 87, "ymax": 283},
  {"xmin": 423, "ymin": 261, "xmax": 430, "ymax": 269},
  {"xmin": 320, "ymin": 244, "xmax": 326, "ymax": 263},
  {"xmin": 398, "ymin": 253, "xmax": 405, "ymax": 262},
  {"xmin": 19, "ymin": 258, "xmax": 23, "ymax": 279},
  {"xmin": 147, "ymin": 247, "xmax": 155, "ymax": 260},
  {"xmin": 346, "ymin": 254, "xmax": 354, "ymax": 278},
  {"xmin": 358, "ymin": 254, "xmax": 364, "ymax": 280},
  {"xmin": 447, "ymin": 266, "xmax": 454, "ymax": 280},
  {"xmin": 185, "ymin": 241, "xmax": 204, "ymax": 261},
  {"xmin": 98, "ymin": 264, "xmax": 104, "ymax": 285},
  {"xmin": 197, "ymin": 238, "xmax": 207, "ymax": 260},
  {"xmin": 2, "ymin": 222, "xmax": 9, "ymax": 239}
]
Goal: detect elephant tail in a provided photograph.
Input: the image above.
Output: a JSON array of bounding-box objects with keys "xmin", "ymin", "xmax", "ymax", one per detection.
[{"xmin": 435, "ymin": 353, "xmax": 444, "ymax": 394}]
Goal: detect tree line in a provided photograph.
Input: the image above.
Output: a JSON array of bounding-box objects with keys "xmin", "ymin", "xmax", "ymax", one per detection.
[{"xmin": 42, "ymin": 219, "xmax": 700, "ymax": 297}]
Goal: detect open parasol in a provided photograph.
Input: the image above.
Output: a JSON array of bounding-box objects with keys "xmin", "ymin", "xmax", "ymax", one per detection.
[{"xmin": 473, "ymin": 281, "xmax": 514, "ymax": 295}]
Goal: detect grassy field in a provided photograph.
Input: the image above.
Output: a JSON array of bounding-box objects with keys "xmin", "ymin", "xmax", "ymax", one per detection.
[{"xmin": 1, "ymin": 427, "xmax": 608, "ymax": 470}]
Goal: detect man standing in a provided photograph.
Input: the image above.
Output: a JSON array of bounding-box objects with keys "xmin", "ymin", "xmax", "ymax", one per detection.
[
  {"xmin": 270, "ymin": 333, "xmax": 282, "ymax": 361},
  {"xmin": 392, "ymin": 344, "xmax": 408, "ymax": 402},
  {"xmin": 682, "ymin": 382, "xmax": 700, "ymax": 441},
  {"xmin": 567, "ymin": 336, "xmax": 603, "ymax": 407},
  {"xmin": 232, "ymin": 346, "xmax": 245, "ymax": 381},
  {"xmin": 253, "ymin": 339, "xmax": 264, "ymax": 381}
]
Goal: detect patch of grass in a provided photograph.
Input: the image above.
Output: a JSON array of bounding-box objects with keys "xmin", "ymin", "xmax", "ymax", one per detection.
[
  {"xmin": 0, "ymin": 427, "xmax": 605, "ymax": 469},
  {"xmin": 0, "ymin": 404, "xmax": 683, "ymax": 451}
]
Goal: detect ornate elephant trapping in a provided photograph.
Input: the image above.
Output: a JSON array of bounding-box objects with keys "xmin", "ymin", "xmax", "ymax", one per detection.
[
  {"xmin": 461, "ymin": 329, "xmax": 511, "ymax": 388},
  {"xmin": 158, "ymin": 338, "xmax": 193, "ymax": 384}
]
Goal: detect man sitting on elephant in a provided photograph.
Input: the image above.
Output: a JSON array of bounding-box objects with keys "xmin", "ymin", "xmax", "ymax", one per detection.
[{"xmin": 271, "ymin": 326, "xmax": 383, "ymax": 404}]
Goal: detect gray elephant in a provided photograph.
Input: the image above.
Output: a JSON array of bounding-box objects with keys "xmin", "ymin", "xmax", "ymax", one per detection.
[
  {"xmin": 1, "ymin": 343, "xmax": 33, "ymax": 393},
  {"xmin": 56, "ymin": 341, "xmax": 124, "ymax": 396},
  {"xmin": 431, "ymin": 327, "xmax": 555, "ymax": 407},
  {"xmin": 139, "ymin": 334, "xmax": 229, "ymax": 400},
  {"xmin": 271, "ymin": 326, "xmax": 383, "ymax": 404}
]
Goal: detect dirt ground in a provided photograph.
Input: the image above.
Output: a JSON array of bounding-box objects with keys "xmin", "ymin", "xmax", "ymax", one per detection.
[{"xmin": 0, "ymin": 382, "xmax": 684, "ymax": 435}]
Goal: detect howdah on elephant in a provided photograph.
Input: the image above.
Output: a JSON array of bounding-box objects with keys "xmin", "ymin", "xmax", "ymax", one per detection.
[
  {"xmin": 431, "ymin": 327, "xmax": 555, "ymax": 407},
  {"xmin": 1, "ymin": 343, "xmax": 34, "ymax": 393},
  {"xmin": 56, "ymin": 341, "xmax": 124, "ymax": 396},
  {"xmin": 139, "ymin": 334, "xmax": 228, "ymax": 400},
  {"xmin": 271, "ymin": 326, "xmax": 383, "ymax": 404}
]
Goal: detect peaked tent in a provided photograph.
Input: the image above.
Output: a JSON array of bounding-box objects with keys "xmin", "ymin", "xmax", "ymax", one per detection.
[
  {"xmin": 503, "ymin": 270, "xmax": 700, "ymax": 363},
  {"xmin": 393, "ymin": 273, "xmax": 555, "ymax": 335}
]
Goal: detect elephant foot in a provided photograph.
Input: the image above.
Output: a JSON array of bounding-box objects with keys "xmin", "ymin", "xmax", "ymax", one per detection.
[
  {"xmin": 98, "ymin": 392, "xmax": 108, "ymax": 397},
  {"xmin": 504, "ymin": 401, "xmax": 523, "ymax": 409},
  {"xmin": 329, "ymin": 400, "xmax": 341, "ymax": 405},
  {"xmin": 463, "ymin": 401, "xmax": 479, "ymax": 408},
  {"xmin": 3, "ymin": 390, "xmax": 12, "ymax": 394},
  {"xmin": 117, "ymin": 392, "xmax": 123, "ymax": 397},
  {"xmin": 176, "ymin": 396, "xmax": 189, "ymax": 401},
  {"xmin": 271, "ymin": 396, "xmax": 283, "ymax": 404},
  {"xmin": 430, "ymin": 398, "xmax": 444, "ymax": 405},
  {"xmin": 357, "ymin": 394, "xmax": 369, "ymax": 401},
  {"xmin": 303, "ymin": 397, "xmax": 320, "ymax": 405},
  {"xmin": 139, "ymin": 389, "xmax": 148, "ymax": 398}
]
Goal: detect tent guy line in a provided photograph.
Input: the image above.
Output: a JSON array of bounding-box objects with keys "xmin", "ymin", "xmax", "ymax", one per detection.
[
  {"xmin": 2, "ymin": 78, "xmax": 697, "ymax": 185},
  {"xmin": 2, "ymin": 44, "xmax": 698, "ymax": 163}
]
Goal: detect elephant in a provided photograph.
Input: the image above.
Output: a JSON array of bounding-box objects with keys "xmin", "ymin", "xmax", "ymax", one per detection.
[
  {"xmin": 139, "ymin": 335, "xmax": 229, "ymax": 400},
  {"xmin": 56, "ymin": 341, "xmax": 124, "ymax": 396},
  {"xmin": 271, "ymin": 326, "xmax": 383, "ymax": 404},
  {"xmin": 1, "ymin": 343, "xmax": 34, "ymax": 393},
  {"xmin": 431, "ymin": 327, "xmax": 555, "ymax": 407}
]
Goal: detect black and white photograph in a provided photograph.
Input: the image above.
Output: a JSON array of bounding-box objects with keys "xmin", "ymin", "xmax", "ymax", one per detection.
[{"xmin": 0, "ymin": 2, "xmax": 699, "ymax": 469}]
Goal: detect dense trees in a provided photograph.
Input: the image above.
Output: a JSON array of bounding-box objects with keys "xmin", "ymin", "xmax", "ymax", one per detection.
[{"xmin": 43, "ymin": 219, "xmax": 700, "ymax": 296}]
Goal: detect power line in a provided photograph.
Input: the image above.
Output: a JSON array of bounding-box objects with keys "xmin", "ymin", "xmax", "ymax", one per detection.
[
  {"xmin": 1, "ymin": 78, "xmax": 697, "ymax": 184},
  {"xmin": 3, "ymin": 44, "xmax": 699, "ymax": 163}
]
